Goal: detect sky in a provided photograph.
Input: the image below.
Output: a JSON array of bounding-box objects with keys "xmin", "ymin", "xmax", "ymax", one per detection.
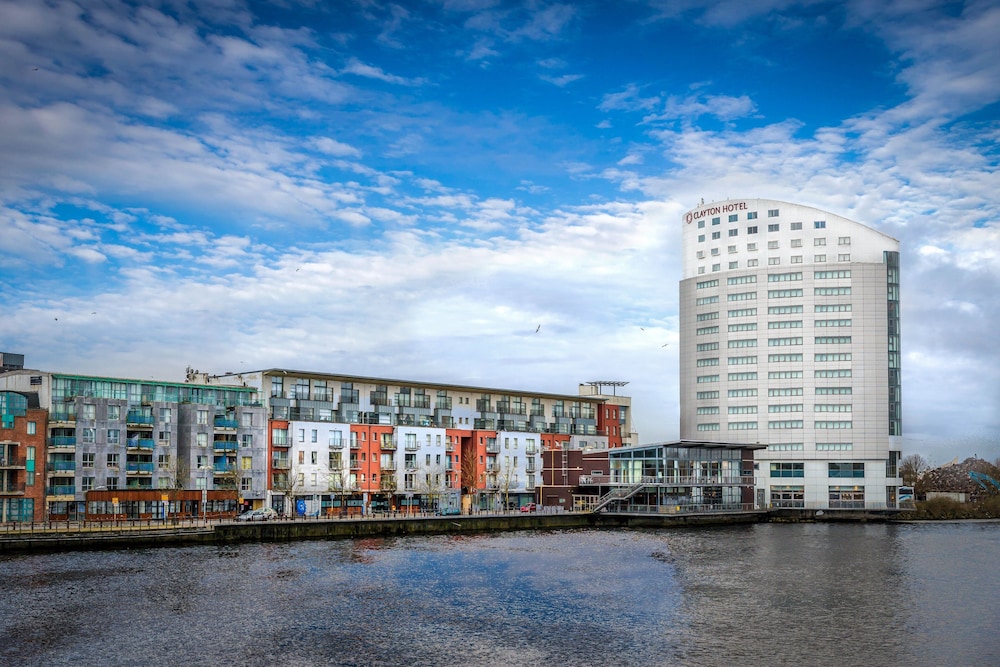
[{"xmin": 1, "ymin": 0, "xmax": 998, "ymax": 465}]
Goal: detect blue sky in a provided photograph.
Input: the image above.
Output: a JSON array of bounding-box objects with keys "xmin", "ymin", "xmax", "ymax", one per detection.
[{"xmin": 1, "ymin": 0, "xmax": 998, "ymax": 464}]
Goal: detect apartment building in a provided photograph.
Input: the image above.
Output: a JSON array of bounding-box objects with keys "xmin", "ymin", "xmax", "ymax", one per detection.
[
  {"xmin": 0, "ymin": 369, "xmax": 264, "ymax": 519},
  {"xmin": 210, "ymin": 370, "xmax": 634, "ymax": 515},
  {"xmin": 679, "ymin": 198, "xmax": 903, "ymax": 510},
  {"xmin": 0, "ymin": 390, "xmax": 46, "ymax": 521}
]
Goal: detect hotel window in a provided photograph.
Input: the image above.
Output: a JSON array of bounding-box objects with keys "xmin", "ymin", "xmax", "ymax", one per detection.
[
  {"xmin": 815, "ymin": 353, "xmax": 852, "ymax": 362},
  {"xmin": 728, "ymin": 372, "xmax": 758, "ymax": 381},
  {"xmin": 815, "ymin": 336, "xmax": 852, "ymax": 344},
  {"xmin": 769, "ymin": 305, "xmax": 803, "ymax": 314},
  {"xmin": 82, "ymin": 404, "xmax": 96, "ymax": 420},
  {"xmin": 696, "ymin": 295, "xmax": 719, "ymax": 305},
  {"xmin": 768, "ymin": 289, "xmax": 803, "ymax": 298},
  {"xmin": 729, "ymin": 229, "xmax": 738, "ymax": 237},
  {"xmin": 712, "ymin": 264, "xmax": 721, "ymax": 272},
  {"xmin": 727, "ymin": 214, "xmax": 737, "ymax": 222},
  {"xmin": 728, "ymin": 356, "xmax": 757, "ymax": 365},
  {"xmin": 815, "ymin": 369, "xmax": 853, "ymax": 378},
  {"xmin": 815, "ymin": 287, "xmax": 852, "ymax": 295},
  {"xmin": 697, "ymin": 407, "xmax": 720, "ymax": 415},
  {"xmin": 790, "ymin": 238, "xmax": 802, "ymax": 248},
  {"xmin": 712, "ymin": 231, "xmax": 721, "ymax": 240},
  {"xmin": 728, "ymin": 244, "xmax": 738, "ymax": 252},
  {"xmin": 712, "ymin": 217, "xmax": 721, "ymax": 225},
  {"xmin": 838, "ymin": 237, "xmax": 851, "ymax": 245},
  {"xmin": 727, "ymin": 291, "xmax": 756, "ymax": 301},
  {"xmin": 814, "ymin": 254, "xmax": 827, "ymax": 263},
  {"xmin": 697, "ymin": 251, "xmax": 705, "ymax": 259},
  {"xmin": 768, "ymin": 404, "xmax": 803, "ymax": 413},
  {"xmin": 696, "ymin": 390, "xmax": 720, "ymax": 399},
  {"xmin": 768, "ymin": 320, "xmax": 803, "ymax": 329},
  {"xmin": 698, "ymin": 267, "xmax": 705, "ymax": 274},
  {"xmin": 747, "ymin": 211, "xmax": 757, "ymax": 220},
  {"xmin": 696, "ymin": 326, "xmax": 720, "ymax": 335},
  {"xmin": 747, "ymin": 259, "xmax": 759, "ymax": 267},
  {"xmin": 729, "ymin": 421, "xmax": 757, "ymax": 430},
  {"xmin": 814, "ymin": 221, "xmax": 826, "ymax": 228},
  {"xmin": 790, "ymin": 222, "xmax": 802, "ymax": 230},
  {"xmin": 816, "ymin": 387, "xmax": 852, "ymax": 395},
  {"xmin": 728, "ymin": 322, "xmax": 757, "ymax": 332},
  {"xmin": 698, "ymin": 220, "xmax": 705, "ymax": 228},
  {"xmin": 696, "ymin": 311, "xmax": 719, "ymax": 320},
  {"xmin": 729, "ymin": 261, "xmax": 739, "ymax": 269},
  {"xmin": 696, "ymin": 375, "xmax": 719, "ymax": 383},
  {"xmin": 728, "ymin": 275, "xmax": 756, "ymax": 285},
  {"xmin": 768, "ymin": 224, "xmax": 780, "ymax": 232},
  {"xmin": 728, "ymin": 307, "xmax": 757, "ymax": 317},
  {"xmin": 728, "ymin": 339, "xmax": 757, "ymax": 347},
  {"xmin": 816, "ymin": 319, "xmax": 852, "ymax": 327},
  {"xmin": 768, "ymin": 257, "xmax": 780, "ymax": 265},
  {"xmin": 770, "ymin": 462, "xmax": 804, "ymax": 477},
  {"xmin": 697, "ymin": 423, "xmax": 720, "ymax": 431},
  {"xmin": 747, "ymin": 226, "xmax": 758, "ymax": 234},
  {"xmin": 791, "ymin": 256, "xmax": 803, "ymax": 263},
  {"xmin": 768, "ymin": 241, "xmax": 779, "ymax": 249},
  {"xmin": 768, "ymin": 337, "xmax": 803, "ymax": 346},
  {"xmin": 698, "ymin": 234, "xmax": 705, "ymax": 242},
  {"xmin": 82, "ymin": 428, "xmax": 96, "ymax": 444},
  {"xmin": 816, "ymin": 421, "xmax": 853, "ymax": 429},
  {"xmin": 768, "ymin": 272, "xmax": 802, "ymax": 282},
  {"xmin": 697, "ymin": 342, "xmax": 720, "ymax": 351},
  {"xmin": 817, "ymin": 443, "xmax": 853, "ymax": 451},
  {"xmin": 768, "ymin": 420, "xmax": 804, "ymax": 430},
  {"xmin": 108, "ymin": 405, "xmax": 120, "ymax": 421},
  {"xmin": 838, "ymin": 254, "xmax": 851, "ymax": 262},
  {"xmin": 768, "ymin": 388, "xmax": 803, "ymax": 396},
  {"xmin": 747, "ymin": 243, "xmax": 757, "ymax": 251},
  {"xmin": 815, "ymin": 237, "xmax": 826, "ymax": 246},
  {"xmin": 711, "ymin": 247, "xmax": 720, "ymax": 256},
  {"xmin": 816, "ymin": 270, "xmax": 851, "ymax": 279},
  {"xmin": 729, "ymin": 388, "xmax": 758, "ymax": 397},
  {"xmin": 829, "ymin": 464, "xmax": 864, "ymax": 478},
  {"xmin": 816, "ymin": 404, "xmax": 853, "ymax": 412},
  {"xmin": 768, "ymin": 209, "xmax": 780, "ymax": 217},
  {"xmin": 82, "ymin": 453, "xmax": 95, "ymax": 467},
  {"xmin": 768, "ymin": 353, "xmax": 803, "ymax": 362},
  {"xmin": 696, "ymin": 279, "xmax": 719, "ymax": 289}
]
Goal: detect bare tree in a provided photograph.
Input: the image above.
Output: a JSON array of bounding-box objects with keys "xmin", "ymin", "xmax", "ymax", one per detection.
[
  {"xmin": 461, "ymin": 451, "xmax": 483, "ymax": 514},
  {"xmin": 899, "ymin": 453, "xmax": 929, "ymax": 486}
]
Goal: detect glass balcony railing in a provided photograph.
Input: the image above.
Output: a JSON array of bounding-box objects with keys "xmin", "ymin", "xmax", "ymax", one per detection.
[
  {"xmin": 214, "ymin": 418, "xmax": 239, "ymax": 429},
  {"xmin": 48, "ymin": 436, "xmax": 77, "ymax": 447},
  {"xmin": 48, "ymin": 461, "xmax": 76, "ymax": 472},
  {"xmin": 126, "ymin": 462, "xmax": 155, "ymax": 473},
  {"xmin": 47, "ymin": 485, "xmax": 76, "ymax": 496},
  {"xmin": 213, "ymin": 441, "xmax": 238, "ymax": 452},
  {"xmin": 126, "ymin": 412, "xmax": 154, "ymax": 425}
]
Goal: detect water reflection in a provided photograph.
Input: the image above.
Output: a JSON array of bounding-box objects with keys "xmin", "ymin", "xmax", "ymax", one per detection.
[{"xmin": 0, "ymin": 523, "xmax": 998, "ymax": 666}]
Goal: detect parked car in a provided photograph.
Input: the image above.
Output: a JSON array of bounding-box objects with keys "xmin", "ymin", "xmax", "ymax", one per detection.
[
  {"xmin": 236, "ymin": 508, "xmax": 279, "ymax": 522},
  {"xmin": 520, "ymin": 503, "xmax": 537, "ymax": 513}
]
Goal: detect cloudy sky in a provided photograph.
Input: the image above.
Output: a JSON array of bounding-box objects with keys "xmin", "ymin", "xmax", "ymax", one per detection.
[{"xmin": 1, "ymin": 0, "xmax": 998, "ymax": 463}]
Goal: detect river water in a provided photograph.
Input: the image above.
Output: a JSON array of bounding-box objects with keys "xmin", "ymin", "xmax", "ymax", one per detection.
[{"xmin": 1, "ymin": 521, "xmax": 997, "ymax": 667}]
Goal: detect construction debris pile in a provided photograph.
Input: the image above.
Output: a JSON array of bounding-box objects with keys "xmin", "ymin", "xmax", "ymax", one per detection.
[{"xmin": 916, "ymin": 457, "xmax": 1000, "ymax": 500}]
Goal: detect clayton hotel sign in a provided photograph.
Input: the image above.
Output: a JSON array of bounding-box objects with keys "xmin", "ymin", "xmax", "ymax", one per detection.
[{"xmin": 685, "ymin": 200, "xmax": 749, "ymax": 224}]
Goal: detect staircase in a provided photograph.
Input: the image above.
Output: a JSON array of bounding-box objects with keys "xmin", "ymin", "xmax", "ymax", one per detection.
[{"xmin": 592, "ymin": 482, "xmax": 647, "ymax": 513}]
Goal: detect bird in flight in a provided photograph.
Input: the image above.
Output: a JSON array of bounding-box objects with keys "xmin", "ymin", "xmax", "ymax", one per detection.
[{"xmin": 535, "ymin": 324, "xmax": 541, "ymax": 333}]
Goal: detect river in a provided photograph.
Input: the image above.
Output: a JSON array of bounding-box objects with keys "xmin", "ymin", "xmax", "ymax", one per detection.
[{"xmin": 1, "ymin": 521, "xmax": 997, "ymax": 666}]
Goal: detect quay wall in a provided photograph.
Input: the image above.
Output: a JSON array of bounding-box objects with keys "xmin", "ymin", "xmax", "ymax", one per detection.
[{"xmin": 0, "ymin": 509, "xmax": 897, "ymax": 555}]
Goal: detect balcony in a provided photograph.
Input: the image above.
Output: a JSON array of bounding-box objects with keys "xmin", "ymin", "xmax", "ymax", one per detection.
[
  {"xmin": 329, "ymin": 441, "xmax": 344, "ymax": 450},
  {"xmin": 525, "ymin": 461, "xmax": 537, "ymax": 473},
  {"xmin": 0, "ymin": 456, "xmax": 26, "ymax": 468},
  {"xmin": 381, "ymin": 441, "xmax": 397, "ymax": 451},
  {"xmin": 125, "ymin": 480, "xmax": 153, "ymax": 490},
  {"xmin": 350, "ymin": 462, "xmax": 362, "ymax": 471},
  {"xmin": 49, "ymin": 411, "xmax": 76, "ymax": 423},
  {"xmin": 127, "ymin": 438, "xmax": 155, "ymax": 451},
  {"xmin": 485, "ymin": 442, "xmax": 500, "ymax": 454},
  {"xmin": 47, "ymin": 485, "xmax": 76, "ymax": 496},
  {"xmin": 445, "ymin": 442, "xmax": 455, "ymax": 452},
  {"xmin": 350, "ymin": 441, "xmax": 361, "ymax": 450},
  {"xmin": 381, "ymin": 462, "xmax": 397, "ymax": 472},
  {"xmin": 214, "ymin": 417, "xmax": 238, "ymax": 429},
  {"xmin": 212, "ymin": 462, "xmax": 232, "ymax": 473},
  {"xmin": 404, "ymin": 461, "xmax": 418, "ymax": 471},
  {"xmin": 272, "ymin": 459, "xmax": 290, "ymax": 470},
  {"xmin": 47, "ymin": 461, "xmax": 76, "ymax": 473},
  {"xmin": 213, "ymin": 440, "xmax": 238, "ymax": 452},
  {"xmin": 126, "ymin": 462, "xmax": 155, "ymax": 474},
  {"xmin": 126, "ymin": 412, "xmax": 155, "ymax": 427},
  {"xmin": 0, "ymin": 481, "xmax": 25, "ymax": 495},
  {"xmin": 272, "ymin": 436, "xmax": 290, "ymax": 448},
  {"xmin": 48, "ymin": 436, "xmax": 77, "ymax": 448},
  {"xmin": 404, "ymin": 442, "xmax": 419, "ymax": 451}
]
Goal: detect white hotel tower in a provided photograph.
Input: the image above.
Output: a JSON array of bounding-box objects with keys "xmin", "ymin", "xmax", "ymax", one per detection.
[{"xmin": 679, "ymin": 198, "xmax": 903, "ymax": 510}]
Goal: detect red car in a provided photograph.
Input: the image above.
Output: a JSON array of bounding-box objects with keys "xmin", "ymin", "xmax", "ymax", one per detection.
[{"xmin": 520, "ymin": 503, "xmax": 537, "ymax": 513}]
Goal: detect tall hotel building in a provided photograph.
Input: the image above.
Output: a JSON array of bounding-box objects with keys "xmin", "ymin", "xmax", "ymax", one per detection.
[{"xmin": 679, "ymin": 199, "xmax": 903, "ymax": 510}]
